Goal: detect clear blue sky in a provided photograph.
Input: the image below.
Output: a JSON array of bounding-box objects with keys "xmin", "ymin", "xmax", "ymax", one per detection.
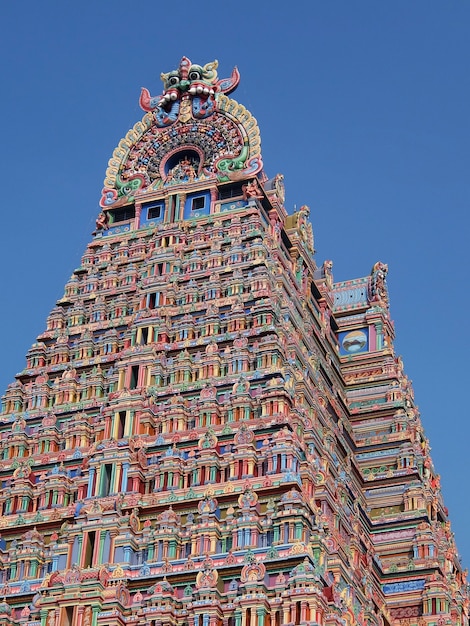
[{"xmin": 1, "ymin": 2, "xmax": 469, "ymax": 565}]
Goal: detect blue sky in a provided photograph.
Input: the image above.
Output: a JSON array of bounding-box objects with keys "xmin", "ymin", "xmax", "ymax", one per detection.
[{"xmin": 1, "ymin": 2, "xmax": 469, "ymax": 565}]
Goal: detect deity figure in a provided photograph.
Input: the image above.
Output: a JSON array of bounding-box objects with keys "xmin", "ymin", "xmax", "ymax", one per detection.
[
  {"xmin": 242, "ymin": 178, "xmax": 263, "ymax": 200},
  {"xmin": 370, "ymin": 261, "xmax": 389, "ymax": 305},
  {"xmin": 180, "ymin": 155, "xmax": 196, "ymax": 180},
  {"xmin": 95, "ymin": 211, "xmax": 109, "ymax": 231}
]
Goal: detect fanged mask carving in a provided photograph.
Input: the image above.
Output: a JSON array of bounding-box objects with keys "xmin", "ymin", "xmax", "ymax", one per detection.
[{"xmin": 139, "ymin": 57, "xmax": 240, "ymax": 127}]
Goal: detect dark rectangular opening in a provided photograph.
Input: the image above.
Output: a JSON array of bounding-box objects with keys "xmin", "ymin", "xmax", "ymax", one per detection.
[
  {"xmin": 218, "ymin": 182, "xmax": 244, "ymax": 200},
  {"xmin": 109, "ymin": 205, "xmax": 136, "ymax": 223},
  {"xmin": 101, "ymin": 464, "xmax": 112, "ymax": 496},
  {"xmin": 63, "ymin": 606, "xmax": 74, "ymax": 626},
  {"xmin": 83, "ymin": 531, "xmax": 96, "ymax": 567},
  {"xmin": 117, "ymin": 411, "xmax": 126, "ymax": 439},
  {"xmin": 147, "ymin": 204, "xmax": 162, "ymax": 219},
  {"xmin": 191, "ymin": 196, "xmax": 205, "ymax": 211},
  {"xmin": 141, "ymin": 327, "xmax": 149, "ymax": 344},
  {"xmin": 130, "ymin": 365, "xmax": 139, "ymax": 389}
]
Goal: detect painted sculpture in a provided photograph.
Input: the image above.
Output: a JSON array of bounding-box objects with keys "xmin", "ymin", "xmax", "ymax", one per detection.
[
  {"xmin": 100, "ymin": 57, "xmax": 261, "ymax": 211},
  {"xmin": 0, "ymin": 58, "xmax": 467, "ymax": 626}
]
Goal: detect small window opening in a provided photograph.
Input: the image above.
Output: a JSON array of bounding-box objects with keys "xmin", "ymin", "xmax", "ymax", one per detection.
[
  {"xmin": 62, "ymin": 606, "xmax": 74, "ymax": 626},
  {"xmin": 148, "ymin": 205, "xmax": 162, "ymax": 219},
  {"xmin": 109, "ymin": 205, "xmax": 136, "ymax": 223},
  {"xmin": 117, "ymin": 411, "xmax": 126, "ymax": 439},
  {"xmin": 191, "ymin": 196, "xmax": 205, "ymax": 211},
  {"xmin": 83, "ymin": 531, "xmax": 96, "ymax": 567},
  {"xmin": 141, "ymin": 327, "xmax": 149, "ymax": 344},
  {"xmin": 130, "ymin": 365, "xmax": 139, "ymax": 389},
  {"xmin": 101, "ymin": 465, "xmax": 112, "ymax": 497}
]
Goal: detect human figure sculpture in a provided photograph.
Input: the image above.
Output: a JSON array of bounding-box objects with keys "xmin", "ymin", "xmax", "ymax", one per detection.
[
  {"xmin": 96, "ymin": 211, "xmax": 109, "ymax": 231},
  {"xmin": 242, "ymin": 179, "xmax": 263, "ymax": 200},
  {"xmin": 180, "ymin": 155, "xmax": 196, "ymax": 181}
]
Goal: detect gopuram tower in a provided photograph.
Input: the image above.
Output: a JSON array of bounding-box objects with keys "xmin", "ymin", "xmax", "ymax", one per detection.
[{"xmin": 0, "ymin": 57, "xmax": 468, "ymax": 626}]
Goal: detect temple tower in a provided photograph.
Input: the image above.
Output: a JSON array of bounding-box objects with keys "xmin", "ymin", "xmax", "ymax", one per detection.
[{"xmin": 0, "ymin": 57, "xmax": 467, "ymax": 626}]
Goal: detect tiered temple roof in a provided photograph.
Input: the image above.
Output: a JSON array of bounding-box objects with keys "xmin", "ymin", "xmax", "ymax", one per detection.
[{"xmin": 0, "ymin": 57, "xmax": 467, "ymax": 626}]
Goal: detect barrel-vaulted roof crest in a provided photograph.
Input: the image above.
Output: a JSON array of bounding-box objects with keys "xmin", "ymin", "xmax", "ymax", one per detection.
[{"xmin": 101, "ymin": 57, "xmax": 262, "ymax": 209}]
